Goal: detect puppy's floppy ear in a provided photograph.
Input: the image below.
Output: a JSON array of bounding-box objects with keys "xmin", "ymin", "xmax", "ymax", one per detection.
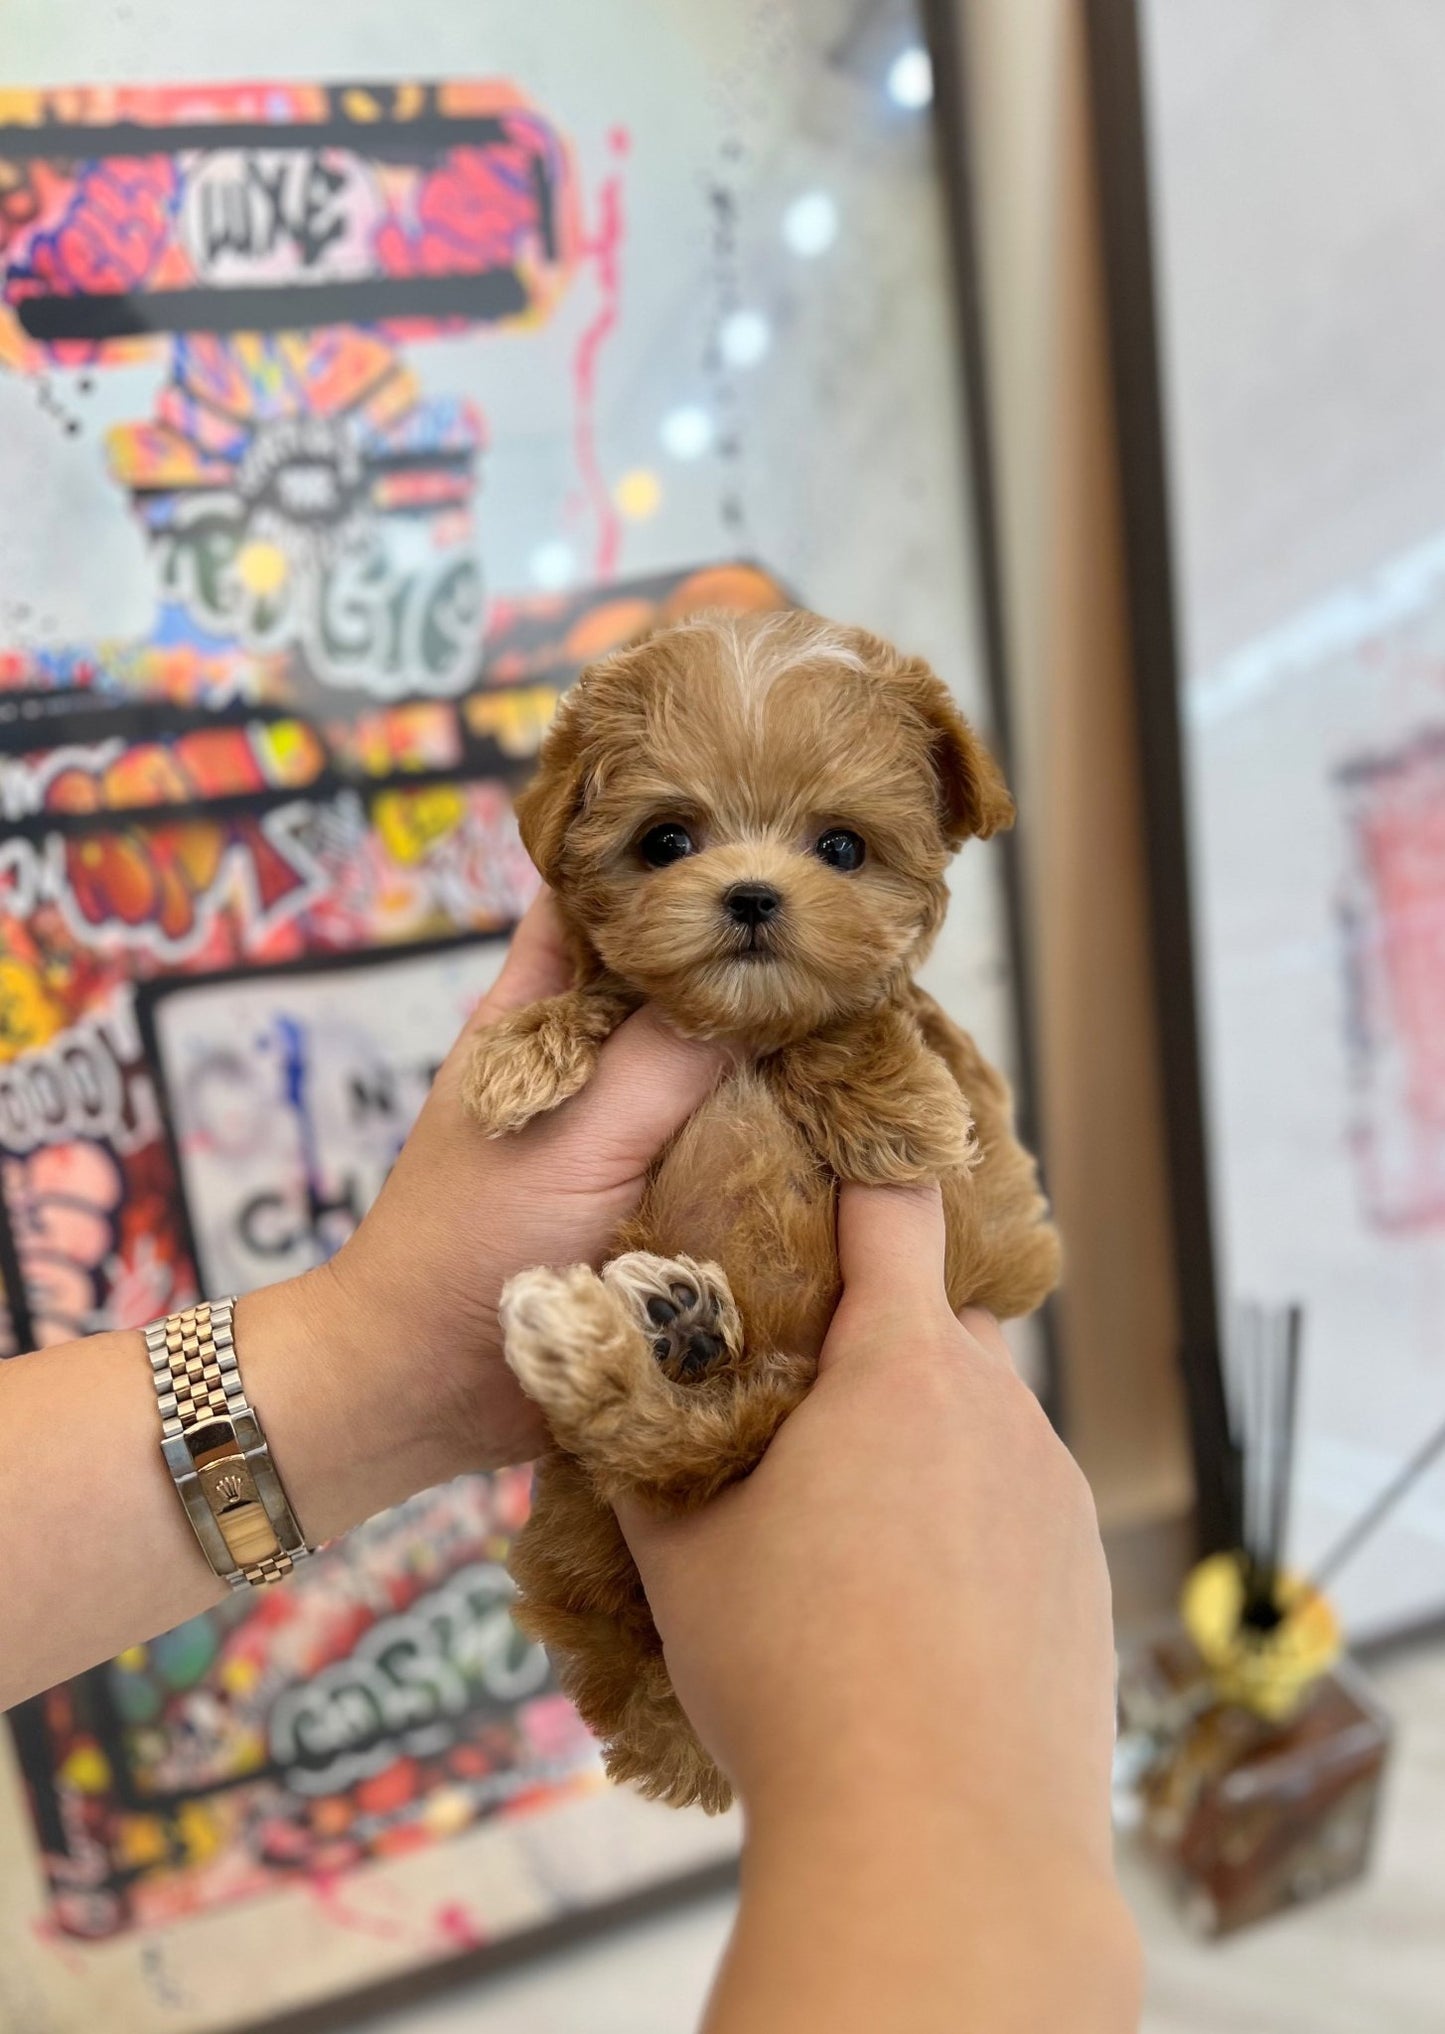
[
  {"xmin": 515, "ymin": 631, "xmax": 670, "ymax": 879},
  {"xmin": 896, "ymin": 656, "xmax": 1015, "ymax": 845},
  {"xmin": 513, "ymin": 683, "xmax": 592, "ymax": 884}
]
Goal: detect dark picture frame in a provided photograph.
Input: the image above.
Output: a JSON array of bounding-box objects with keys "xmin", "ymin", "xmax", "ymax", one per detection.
[
  {"xmin": 925, "ymin": 0, "xmax": 1062, "ymax": 1427},
  {"xmin": 1081, "ymin": 0, "xmax": 1236, "ymax": 1555}
]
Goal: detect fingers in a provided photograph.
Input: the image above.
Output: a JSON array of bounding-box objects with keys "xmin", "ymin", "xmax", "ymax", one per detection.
[
  {"xmin": 829, "ymin": 1187, "xmax": 1018, "ymax": 1379},
  {"xmin": 835, "ymin": 1181, "xmax": 949, "ymax": 1313},
  {"xmin": 611, "ymin": 1489, "xmax": 676, "ymax": 1575},
  {"xmin": 613, "ymin": 1484, "xmax": 739, "ymax": 1630},
  {"xmin": 561, "ymin": 1007, "xmax": 729, "ymax": 1177},
  {"xmin": 469, "ymin": 889, "xmax": 573, "ymax": 1026}
]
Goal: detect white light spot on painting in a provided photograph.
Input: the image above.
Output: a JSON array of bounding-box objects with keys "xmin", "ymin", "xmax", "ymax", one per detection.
[
  {"xmin": 781, "ymin": 191, "xmax": 839, "ymax": 259},
  {"xmin": 887, "ymin": 46, "xmax": 934, "ymax": 110},
  {"xmin": 719, "ymin": 309, "xmax": 771, "ymax": 369},
  {"xmin": 660, "ymin": 405, "xmax": 715, "ymax": 460},
  {"xmin": 529, "ymin": 540, "xmax": 576, "ymax": 591}
]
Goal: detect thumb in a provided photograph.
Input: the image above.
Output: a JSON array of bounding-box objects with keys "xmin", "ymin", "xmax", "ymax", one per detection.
[
  {"xmin": 834, "ymin": 1182, "xmax": 950, "ymax": 1317},
  {"xmin": 559, "ymin": 1007, "xmax": 730, "ymax": 1180}
]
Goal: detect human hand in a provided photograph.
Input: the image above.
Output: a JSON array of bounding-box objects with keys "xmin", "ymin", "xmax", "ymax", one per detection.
[
  {"xmin": 279, "ymin": 890, "xmax": 728, "ymax": 1512},
  {"xmin": 621, "ymin": 1180, "xmax": 1120, "ymax": 1880},
  {"xmin": 620, "ymin": 1184, "xmax": 1136, "ymax": 2030}
]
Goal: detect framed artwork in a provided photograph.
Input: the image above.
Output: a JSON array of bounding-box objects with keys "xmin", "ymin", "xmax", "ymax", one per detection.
[
  {"xmin": 1087, "ymin": 0, "xmax": 1445, "ymax": 1640},
  {"xmin": 0, "ymin": 3, "xmax": 1031, "ymax": 2027}
]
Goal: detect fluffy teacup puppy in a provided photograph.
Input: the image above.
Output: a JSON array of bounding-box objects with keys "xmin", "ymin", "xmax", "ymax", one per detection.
[{"xmin": 465, "ymin": 608, "xmax": 1060, "ymax": 1811}]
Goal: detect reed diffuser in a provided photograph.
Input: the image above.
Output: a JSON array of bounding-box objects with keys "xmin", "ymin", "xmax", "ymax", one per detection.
[{"xmin": 1116, "ymin": 1303, "xmax": 1416, "ymax": 1937}]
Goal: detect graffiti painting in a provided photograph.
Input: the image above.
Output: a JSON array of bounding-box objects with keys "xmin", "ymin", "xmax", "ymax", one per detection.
[
  {"xmin": 143, "ymin": 941, "xmax": 511, "ymax": 1293},
  {"xmin": 0, "ymin": 4, "xmax": 1018, "ymax": 2026},
  {"xmin": 0, "ymin": 79, "xmax": 577, "ymax": 710},
  {"xmin": 18, "ymin": 1471, "xmax": 597, "ymax": 1943},
  {"xmin": 0, "ymin": 55, "xmax": 781, "ymax": 2034}
]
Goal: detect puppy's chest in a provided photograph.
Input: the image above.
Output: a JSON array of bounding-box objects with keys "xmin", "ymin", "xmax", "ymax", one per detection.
[{"xmin": 620, "ymin": 1064, "xmax": 839, "ymax": 1362}]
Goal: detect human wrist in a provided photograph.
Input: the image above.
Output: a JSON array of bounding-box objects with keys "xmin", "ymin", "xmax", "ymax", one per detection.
[
  {"xmin": 730, "ymin": 1674, "xmax": 1117, "ymax": 1870},
  {"xmin": 737, "ymin": 1790, "xmax": 1139, "ymax": 2031},
  {"xmin": 234, "ymin": 1264, "xmax": 463, "ymax": 1545},
  {"xmin": 322, "ymin": 1220, "xmax": 549, "ymax": 1477},
  {"xmin": 740, "ymin": 1729, "xmax": 1126, "ymax": 1923}
]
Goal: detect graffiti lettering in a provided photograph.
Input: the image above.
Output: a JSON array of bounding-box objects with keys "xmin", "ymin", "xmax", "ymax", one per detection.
[
  {"xmin": 347, "ymin": 1062, "xmax": 443, "ymax": 1124},
  {"xmin": 235, "ymin": 1175, "xmax": 366, "ymax": 1260},
  {"xmin": 0, "ymin": 995, "xmax": 157, "ymax": 1157},
  {"xmin": 5, "ymin": 1142, "xmax": 127, "ymax": 1346},
  {"xmin": 181, "ymin": 150, "xmax": 379, "ymax": 283},
  {"xmin": 309, "ymin": 544, "xmax": 484, "ymax": 698},
  {"xmin": 47, "ymin": 1786, "xmax": 124, "ymax": 1940},
  {"xmin": 156, "ymin": 503, "xmax": 484, "ymax": 698},
  {"xmin": 1, "ymin": 739, "xmax": 125, "ymax": 822},
  {"xmin": 269, "ymin": 1561, "xmax": 550, "ymax": 1794},
  {"xmin": 0, "ymin": 837, "xmax": 41, "ymax": 920},
  {"xmin": 0, "ymin": 803, "xmax": 323, "ymax": 962}
]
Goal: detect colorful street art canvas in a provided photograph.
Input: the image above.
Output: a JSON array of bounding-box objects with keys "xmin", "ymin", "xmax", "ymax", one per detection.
[
  {"xmin": 0, "ymin": 4, "xmax": 1016, "ymax": 2026},
  {"xmin": 1141, "ymin": 0, "xmax": 1445, "ymax": 1643},
  {"xmin": 144, "ymin": 942, "xmax": 514, "ymax": 1295}
]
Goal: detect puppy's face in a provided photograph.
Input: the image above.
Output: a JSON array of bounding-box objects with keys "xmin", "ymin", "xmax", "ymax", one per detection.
[{"xmin": 516, "ymin": 610, "xmax": 1013, "ymax": 1045}]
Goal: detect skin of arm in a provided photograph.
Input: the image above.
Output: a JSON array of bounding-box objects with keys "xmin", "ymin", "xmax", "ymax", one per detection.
[
  {"xmin": 0, "ymin": 893, "xmax": 726, "ymax": 1709},
  {"xmin": 621, "ymin": 1185, "xmax": 1143, "ymax": 2034}
]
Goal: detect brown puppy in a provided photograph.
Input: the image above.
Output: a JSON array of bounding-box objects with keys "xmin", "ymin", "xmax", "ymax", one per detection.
[{"xmin": 464, "ymin": 609, "xmax": 1060, "ymax": 1811}]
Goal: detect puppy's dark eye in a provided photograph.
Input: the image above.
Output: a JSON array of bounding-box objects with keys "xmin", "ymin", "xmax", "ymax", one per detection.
[
  {"xmin": 814, "ymin": 828, "xmax": 866, "ymax": 872},
  {"xmin": 638, "ymin": 822, "xmax": 696, "ymax": 868}
]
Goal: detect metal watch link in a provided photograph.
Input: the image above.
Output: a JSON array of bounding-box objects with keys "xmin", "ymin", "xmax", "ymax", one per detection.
[{"xmin": 145, "ymin": 1298, "xmax": 311, "ymax": 1590}]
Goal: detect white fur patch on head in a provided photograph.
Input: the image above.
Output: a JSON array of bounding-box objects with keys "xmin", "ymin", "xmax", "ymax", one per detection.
[{"xmin": 722, "ymin": 612, "xmax": 868, "ymax": 730}]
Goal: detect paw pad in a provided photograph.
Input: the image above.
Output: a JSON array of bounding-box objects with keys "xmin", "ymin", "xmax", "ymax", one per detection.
[
  {"xmin": 605, "ymin": 1256, "xmax": 740, "ymax": 1383},
  {"xmin": 648, "ymin": 1281, "xmax": 724, "ymax": 1376}
]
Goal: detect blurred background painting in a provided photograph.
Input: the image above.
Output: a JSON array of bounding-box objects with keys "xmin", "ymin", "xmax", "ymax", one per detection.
[
  {"xmin": 1135, "ymin": 0, "xmax": 1445, "ymax": 1641},
  {"xmin": 0, "ymin": 4, "xmax": 1014, "ymax": 2027}
]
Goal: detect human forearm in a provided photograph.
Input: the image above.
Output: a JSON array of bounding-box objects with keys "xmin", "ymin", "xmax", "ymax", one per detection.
[
  {"xmin": 710, "ymin": 1795, "xmax": 1140, "ymax": 2034},
  {"xmin": 0, "ymin": 1265, "xmax": 471, "ymax": 1709}
]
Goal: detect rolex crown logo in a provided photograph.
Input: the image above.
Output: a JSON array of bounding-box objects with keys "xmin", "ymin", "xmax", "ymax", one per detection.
[{"xmin": 214, "ymin": 1473, "xmax": 247, "ymax": 1507}]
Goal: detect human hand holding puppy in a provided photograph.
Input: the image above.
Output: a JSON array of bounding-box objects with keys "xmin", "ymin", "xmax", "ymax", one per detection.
[
  {"xmin": 307, "ymin": 886, "xmax": 730, "ymax": 1498},
  {"xmin": 623, "ymin": 1184, "xmax": 1140, "ymax": 2034}
]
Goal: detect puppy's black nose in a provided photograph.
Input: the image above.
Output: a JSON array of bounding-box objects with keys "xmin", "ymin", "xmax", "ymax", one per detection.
[{"xmin": 724, "ymin": 881, "xmax": 782, "ymax": 927}]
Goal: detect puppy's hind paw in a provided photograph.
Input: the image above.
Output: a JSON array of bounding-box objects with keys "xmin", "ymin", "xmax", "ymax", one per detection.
[
  {"xmin": 602, "ymin": 1253, "xmax": 742, "ymax": 1382},
  {"xmin": 500, "ymin": 1265, "xmax": 647, "ymax": 1429}
]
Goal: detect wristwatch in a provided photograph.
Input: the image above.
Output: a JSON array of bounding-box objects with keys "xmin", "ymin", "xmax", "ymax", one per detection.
[{"xmin": 145, "ymin": 1298, "xmax": 311, "ymax": 1589}]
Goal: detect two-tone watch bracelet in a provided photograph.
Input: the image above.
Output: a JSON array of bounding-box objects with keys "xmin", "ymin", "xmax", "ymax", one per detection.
[{"xmin": 144, "ymin": 1299, "xmax": 311, "ymax": 1590}]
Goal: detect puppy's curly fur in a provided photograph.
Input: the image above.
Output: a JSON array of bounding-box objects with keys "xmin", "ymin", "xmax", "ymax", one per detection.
[{"xmin": 465, "ymin": 609, "xmax": 1061, "ymax": 1812}]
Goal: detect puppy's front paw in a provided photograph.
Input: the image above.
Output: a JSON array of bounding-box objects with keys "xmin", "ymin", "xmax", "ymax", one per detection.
[
  {"xmin": 462, "ymin": 1005, "xmax": 600, "ymax": 1135},
  {"xmin": 602, "ymin": 1253, "xmax": 742, "ymax": 1382},
  {"xmin": 830, "ymin": 1082, "xmax": 979, "ymax": 1185}
]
